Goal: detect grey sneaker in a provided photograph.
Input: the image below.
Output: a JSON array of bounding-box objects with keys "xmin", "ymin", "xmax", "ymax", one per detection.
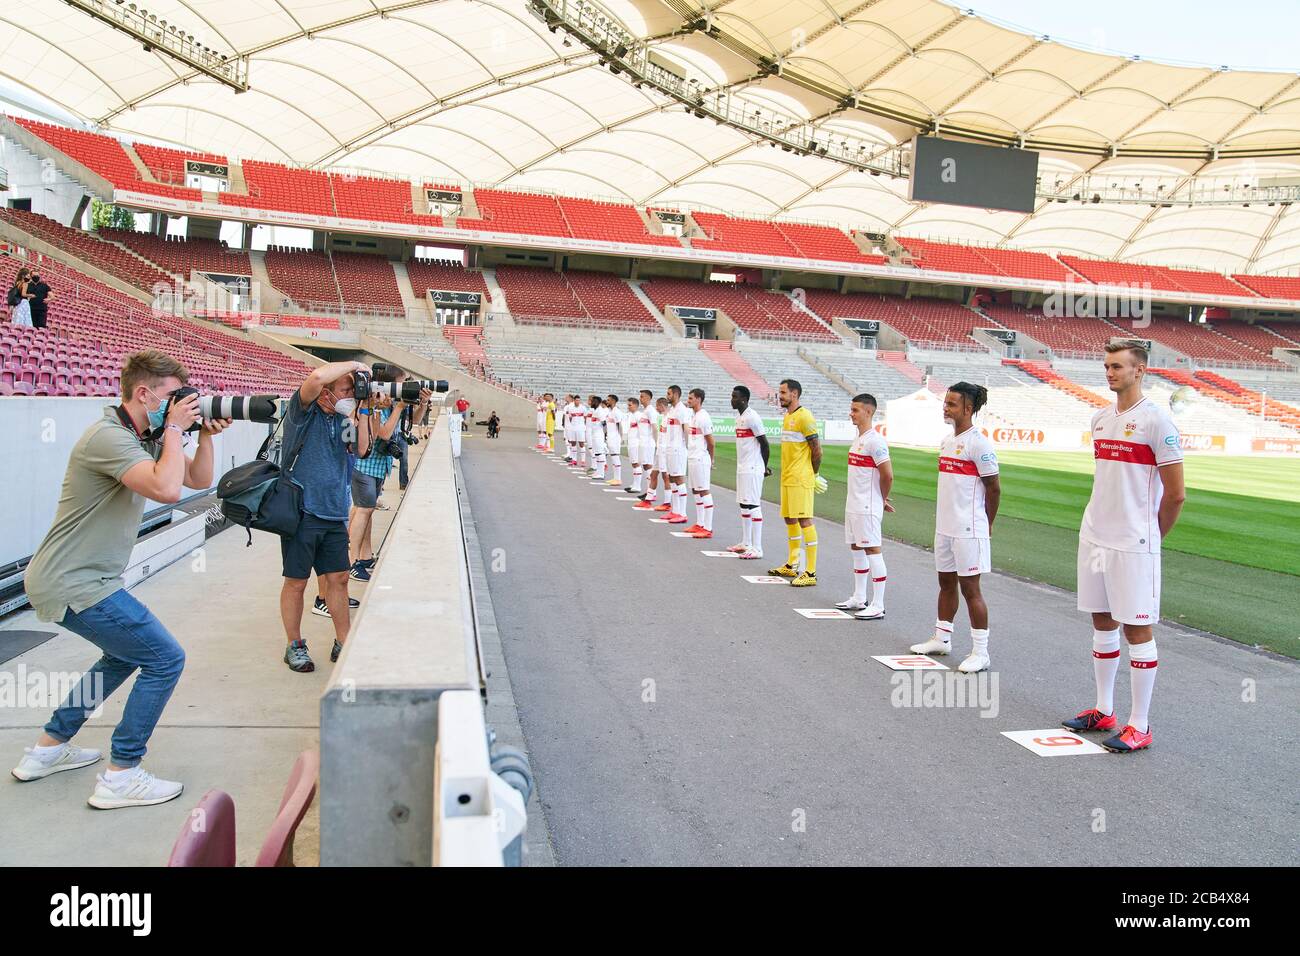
[
  {"xmin": 330, "ymin": 639, "xmax": 344, "ymax": 663},
  {"xmin": 284, "ymin": 640, "xmax": 315, "ymax": 672}
]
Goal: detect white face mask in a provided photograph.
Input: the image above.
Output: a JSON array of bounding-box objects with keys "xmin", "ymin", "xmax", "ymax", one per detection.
[{"xmin": 333, "ymin": 397, "xmax": 357, "ymax": 417}]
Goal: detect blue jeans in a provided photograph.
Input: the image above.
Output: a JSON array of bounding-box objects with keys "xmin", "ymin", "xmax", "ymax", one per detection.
[{"xmin": 43, "ymin": 589, "xmax": 186, "ymax": 768}]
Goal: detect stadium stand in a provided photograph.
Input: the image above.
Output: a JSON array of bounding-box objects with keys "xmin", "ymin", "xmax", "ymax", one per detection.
[
  {"xmin": 1229, "ymin": 274, "xmax": 1300, "ymax": 299},
  {"xmin": 456, "ymin": 189, "xmax": 571, "ymax": 238},
  {"xmin": 640, "ymin": 277, "xmax": 838, "ymax": 342},
  {"xmin": 332, "ymin": 174, "xmax": 442, "ymax": 227},
  {"xmin": 102, "ymin": 229, "xmax": 252, "ymax": 278},
  {"xmin": 734, "ymin": 342, "xmax": 851, "ymax": 412},
  {"xmin": 1209, "ymin": 318, "xmax": 1300, "ymax": 359},
  {"xmin": 330, "ymin": 252, "xmax": 404, "ymax": 311},
  {"xmin": 0, "ymin": 253, "xmax": 311, "ymax": 396},
  {"xmin": 0, "ymin": 208, "xmax": 174, "ymax": 292},
  {"xmin": 690, "ymin": 212, "xmax": 802, "ymax": 258},
  {"xmin": 225, "ymin": 160, "xmax": 335, "ymax": 217},
  {"xmin": 978, "ymin": 304, "xmax": 1124, "ymax": 355},
  {"xmin": 132, "ymin": 143, "xmax": 228, "ymax": 187},
  {"xmin": 895, "ymin": 237, "xmax": 1081, "ymax": 282},
  {"xmin": 1142, "ymin": 316, "xmax": 1286, "ymax": 367},
  {"xmin": 262, "ymin": 247, "xmax": 340, "ymax": 309},
  {"xmin": 565, "ymin": 272, "xmax": 661, "ymax": 331},
  {"xmin": 13, "ymin": 118, "xmax": 201, "ymax": 200},
  {"xmin": 406, "ymin": 259, "xmax": 489, "ymax": 298},
  {"xmin": 809, "ymin": 347, "xmax": 929, "ymax": 403},
  {"xmin": 1006, "ymin": 359, "xmax": 1111, "ymax": 408},
  {"xmin": 1194, "ymin": 370, "xmax": 1300, "ymax": 429},
  {"xmin": 772, "ymin": 222, "xmax": 887, "ymax": 265},
  {"xmin": 494, "ymin": 266, "xmax": 585, "ymax": 319},
  {"xmin": 557, "ymin": 198, "xmax": 680, "ymax": 247}
]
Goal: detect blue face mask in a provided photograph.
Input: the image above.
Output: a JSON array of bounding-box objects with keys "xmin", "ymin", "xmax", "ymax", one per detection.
[{"xmin": 145, "ymin": 389, "xmax": 168, "ymax": 431}]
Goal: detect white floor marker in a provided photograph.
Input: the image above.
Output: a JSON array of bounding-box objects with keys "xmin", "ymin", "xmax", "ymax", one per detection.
[
  {"xmin": 1001, "ymin": 730, "xmax": 1106, "ymax": 757},
  {"xmin": 742, "ymin": 575, "xmax": 791, "ymax": 584},
  {"xmin": 670, "ymin": 532, "xmax": 697, "ymax": 537},
  {"xmin": 871, "ymin": 655, "xmax": 951, "ymax": 670},
  {"xmin": 794, "ymin": 608, "xmax": 853, "ymax": 620},
  {"xmin": 700, "ymin": 550, "xmax": 740, "ymax": 558}
]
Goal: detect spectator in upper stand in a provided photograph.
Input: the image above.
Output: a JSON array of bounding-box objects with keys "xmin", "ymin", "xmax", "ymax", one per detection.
[
  {"xmin": 27, "ymin": 272, "xmax": 52, "ymax": 329},
  {"xmin": 8, "ymin": 268, "xmax": 33, "ymax": 327}
]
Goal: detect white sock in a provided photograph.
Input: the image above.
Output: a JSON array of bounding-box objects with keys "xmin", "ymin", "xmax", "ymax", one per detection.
[
  {"xmin": 631, "ymin": 466, "xmax": 641, "ymax": 492},
  {"xmin": 659, "ymin": 484, "xmax": 670, "ymax": 506},
  {"xmin": 104, "ymin": 766, "xmax": 138, "ymax": 781},
  {"xmin": 750, "ymin": 506, "xmax": 763, "ymax": 551},
  {"xmin": 677, "ymin": 486, "xmax": 689, "ymax": 516},
  {"xmin": 702, "ymin": 493, "xmax": 714, "ymax": 531},
  {"xmin": 1128, "ymin": 640, "xmax": 1158, "ymax": 733},
  {"xmin": 611, "ymin": 455, "xmax": 621, "ymax": 482},
  {"xmin": 970, "ymin": 627, "xmax": 989, "ymax": 658},
  {"xmin": 740, "ymin": 510, "xmax": 752, "ymax": 547},
  {"xmin": 694, "ymin": 493, "xmax": 704, "ymax": 525},
  {"xmin": 868, "ymin": 553, "xmax": 887, "ymax": 608},
  {"xmin": 934, "ymin": 620, "xmax": 954, "ymax": 644},
  {"xmin": 1092, "ymin": 629, "xmax": 1121, "ymax": 715},
  {"xmin": 852, "ymin": 550, "xmax": 870, "ymax": 602},
  {"xmin": 32, "ymin": 742, "xmax": 65, "ymax": 756}
]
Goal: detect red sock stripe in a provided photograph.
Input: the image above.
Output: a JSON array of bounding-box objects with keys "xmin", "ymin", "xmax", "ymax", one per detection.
[
  {"xmin": 854, "ymin": 569, "xmax": 869, "ymax": 574},
  {"xmin": 1130, "ymin": 660, "xmax": 1158, "ymax": 668},
  {"xmin": 1093, "ymin": 650, "xmax": 1122, "ymax": 659},
  {"xmin": 872, "ymin": 576, "xmax": 887, "ymax": 582},
  {"xmin": 752, "ymin": 518, "xmax": 762, "ymax": 522}
]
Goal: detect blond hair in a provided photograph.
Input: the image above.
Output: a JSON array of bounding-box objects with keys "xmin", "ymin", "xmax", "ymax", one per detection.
[
  {"xmin": 120, "ymin": 349, "xmax": 188, "ymax": 401},
  {"xmin": 1105, "ymin": 339, "xmax": 1149, "ymax": 365}
]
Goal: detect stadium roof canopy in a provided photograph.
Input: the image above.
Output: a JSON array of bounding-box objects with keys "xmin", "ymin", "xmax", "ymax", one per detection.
[{"xmin": 7, "ymin": 0, "xmax": 1300, "ymax": 273}]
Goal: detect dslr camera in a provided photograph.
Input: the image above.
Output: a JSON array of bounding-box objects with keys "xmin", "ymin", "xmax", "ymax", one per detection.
[
  {"xmin": 159, "ymin": 387, "xmax": 287, "ymax": 433},
  {"xmin": 364, "ymin": 363, "xmax": 450, "ymax": 403}
]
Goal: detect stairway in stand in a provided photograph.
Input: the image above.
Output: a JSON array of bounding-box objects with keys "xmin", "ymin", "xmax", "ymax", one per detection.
[{"xmin": 698, "ymin": 340, "xmax": 772, "ymax": 399}]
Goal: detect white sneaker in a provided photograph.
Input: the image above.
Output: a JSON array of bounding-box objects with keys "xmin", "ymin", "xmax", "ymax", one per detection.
[
  {"xmin": 958, "ymin": 652, "xmax": 991, "ymax": 673},
  {"xmin": 11, "ymin": 743, "xmax": 103, "ymax": 781},
  {"xmin": 855, "ymin": 604, "xmax": 886, "ymax": 620},
  {"xmin": 87, "ymin": 767, "xmax": 184, "ymax": 810},
  {"xmin": 737, "ymin": 549, "xmax": 763, "ymax": 560},
  {"xmin": 834, "ymin": 597, "xmax": 866, "ymax": 611},
  {"xmin": 909, "ymin": 637, "xmax": 951, "ymax": 655}
]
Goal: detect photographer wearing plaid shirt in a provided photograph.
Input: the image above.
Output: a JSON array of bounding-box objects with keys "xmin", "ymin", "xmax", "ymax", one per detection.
[{"xmin": 347, "ymin": 368, "xmax": 431, "ymax": 582}]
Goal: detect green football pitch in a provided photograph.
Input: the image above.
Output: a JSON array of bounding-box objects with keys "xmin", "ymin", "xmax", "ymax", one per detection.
[{"xmin": 709, "ymin": 442, "xmax": 1300, "ymax": 657}]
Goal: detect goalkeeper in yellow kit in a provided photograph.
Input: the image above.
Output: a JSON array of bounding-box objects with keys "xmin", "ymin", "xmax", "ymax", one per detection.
[{"xmin": 771, "ymin": 378, "xmax": 825, "ymax": 587}]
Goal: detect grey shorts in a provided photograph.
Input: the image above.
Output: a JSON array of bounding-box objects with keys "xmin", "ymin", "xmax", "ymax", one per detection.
[{"xmin": 351, "ymin": 471, "xmax": 381, "ymax": 509}]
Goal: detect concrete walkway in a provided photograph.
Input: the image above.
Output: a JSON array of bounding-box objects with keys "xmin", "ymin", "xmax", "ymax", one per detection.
[
  {"xmin": 0, "ymin": 462, "xmax": 412, "ymax": 866},
  {"xmin": 462, "ymin": 435, "xmax": 1299, "ymax": 866}
]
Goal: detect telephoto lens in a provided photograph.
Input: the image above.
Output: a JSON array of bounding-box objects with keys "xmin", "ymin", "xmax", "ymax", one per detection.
[
  {"xmin": 197, "ymin": 394, "xmax": 284, "ymax": 424},
  {"xmin": 369, "ymin": 379, "xmax": 451, "ymax": 402}
]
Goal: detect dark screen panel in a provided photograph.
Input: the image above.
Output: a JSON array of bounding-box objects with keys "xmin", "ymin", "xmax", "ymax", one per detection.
[{"xmin": 909, "ymin": 136, "xmax": 1039, "ymax": 214}]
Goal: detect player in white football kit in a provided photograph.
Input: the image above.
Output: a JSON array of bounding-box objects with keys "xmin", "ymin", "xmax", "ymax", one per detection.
[
  {"xmin": 684, "ymin": 388, "xmax": 716, "ymax": 538},
  {"xmin": 639, "ymin": 397, "xmax": 671, "ymax": 511},
  {"xmin": 623, "ymin": 396, "xmax": 642, "ymax": 493},
  {"xmin": 588, "ymin": 395, "xmax": 608, "ymax": 480},
  {"xmin": 1063, "ymin": 341, "xmax": 1186, "ymax": 754},
  {"xmin": 835, "ymin": 394, "xmax": 893, "ymax": 620},
  {"xmin": 604, "ymin": 394, "xmax": 626, "ymax": 486},
  {"xmin": 727, "ymin": 385, "xmax": 771, "ymax": 560},
  {"xmin": 662, "ymin": 385, "xmax": 691, "ymax": 524},
  {"xmin": 535, "ymin": 398, "xmax": 546, "ymax": 449},
  {"xmin": 910, "ymin": 383, "xmax": 1001, "ymax": 673},
  {"xmin": 568, "ymin": 396, "xmax": 586, "ymax": 468},
  {"xmin": 637, "ymin": 390, "xmax": 656, "ymax": 498}
]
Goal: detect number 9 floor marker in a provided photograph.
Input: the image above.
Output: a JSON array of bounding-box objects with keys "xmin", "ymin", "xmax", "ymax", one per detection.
[{"xmin": 1001, "ymin": 729, "xmax": 1106, "ymax": 756}]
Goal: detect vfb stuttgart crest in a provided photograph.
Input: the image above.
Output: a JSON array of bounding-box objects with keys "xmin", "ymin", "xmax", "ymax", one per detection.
[{"xmin": 1123, "ymin": 420, "xmax": 1137, "ymax": 437}]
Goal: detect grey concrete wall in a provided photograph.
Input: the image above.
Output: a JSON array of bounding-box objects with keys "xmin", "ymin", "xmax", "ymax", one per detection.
[
  {"xmin": 319, "ymin": 414, "xmax": 480, "ymax": 866},
  {"xmin": 0, "ymin": 397, "xmax": 267, "ymax": 566}
]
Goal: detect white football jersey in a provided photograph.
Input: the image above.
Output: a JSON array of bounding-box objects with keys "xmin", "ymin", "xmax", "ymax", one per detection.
[
  {"xmin": 624, "ymin": 408, "xmax": 639, "ymax": 443},
  {"xmin": 846, "ymin": 430, "xmax": 890, "ymax": 517},
  {"xmin": 655, "ymin": 409, "xmax": 669, "ymax": 449},
  {"xmin": 638, "ymin": 405, "xmax": 655, "ymax": 443},
  {"xmin": 1081, "ymin": 397, "xmax": 1182, "ymax": 554},
  {"xmin": 735, "ymin": 407, "xmax": 767, "ymax": 473},
  {"xmin": 688, "ymin": 408, "xmax": 713, "ymax": 458},
  {"xmin": 664, "ymin": 401, "xmax": 688, "ymax": 450},
  {"xmin": 936, "ymin": 427, "xmax": 999, "ymax": 539},
  {"xmin": 606, "ymin": 407, "xmax": 625, "ymax": 444}
]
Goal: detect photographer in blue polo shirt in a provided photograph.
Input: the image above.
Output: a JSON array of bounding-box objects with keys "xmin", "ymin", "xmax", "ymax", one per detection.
[{"xmin": 278, "ymin": 359, "xmax": 371, "ymax": 673}]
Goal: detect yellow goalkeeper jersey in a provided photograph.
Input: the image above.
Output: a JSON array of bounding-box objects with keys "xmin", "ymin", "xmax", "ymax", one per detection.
[{"xmin": 781, "ymin": 406, "xmax": 818, "ymax": 487}]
